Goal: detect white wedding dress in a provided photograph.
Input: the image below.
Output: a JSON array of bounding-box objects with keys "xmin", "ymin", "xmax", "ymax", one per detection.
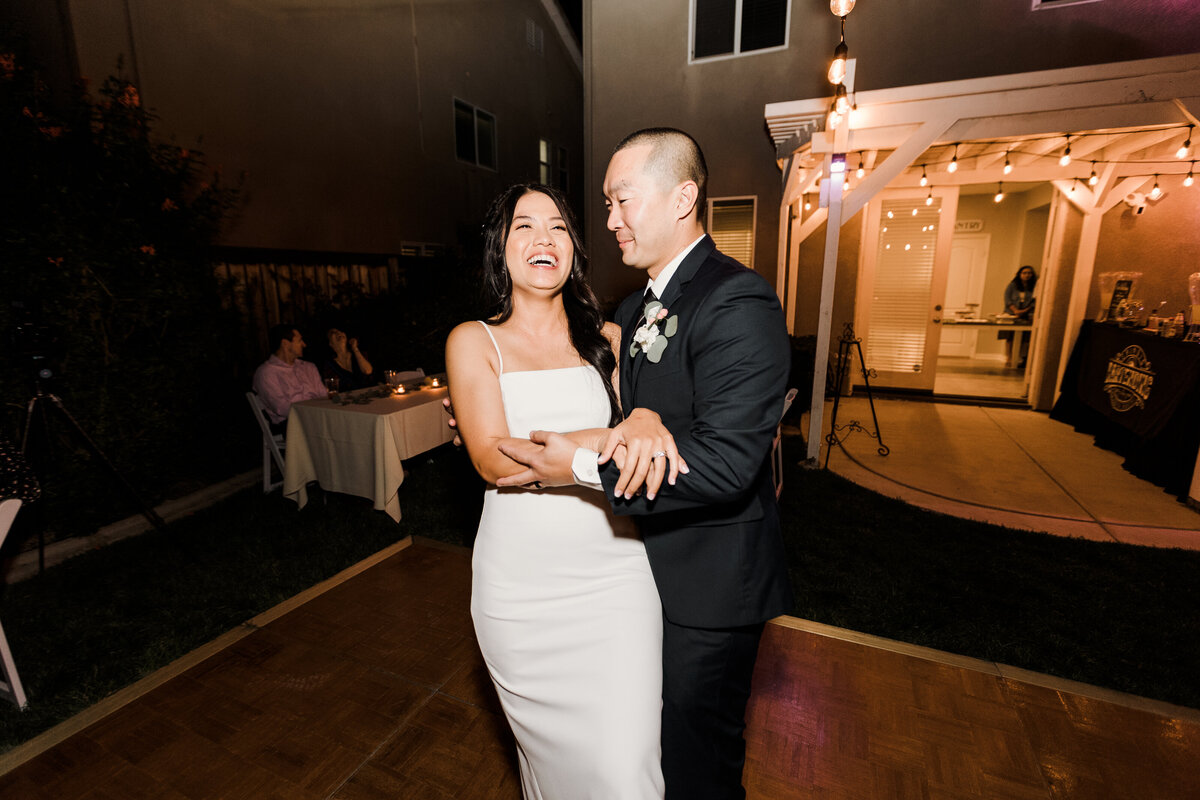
[{"xmin": 471, "ymin": 321, "xmax": 664, "ymax": 799}]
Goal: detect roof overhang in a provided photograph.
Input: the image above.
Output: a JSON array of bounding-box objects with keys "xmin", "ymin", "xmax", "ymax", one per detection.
[{"xmin": 765, "ymin": 53, "xmax": 1200, "ymax": 219}]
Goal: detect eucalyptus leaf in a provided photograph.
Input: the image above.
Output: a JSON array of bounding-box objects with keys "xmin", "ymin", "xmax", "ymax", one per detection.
[
  {"xmin": 644, "ymin": 300, "xmax": 663, "ymax": 321},
  {"xmin": 664, "ymin": 315, "xmax": 678, "ymax": 337},
  {"xmin": 647, "ymin": 336, "xmax": 668, "ymax": 363},
  {"xmin": 630, "ymin": 342, "xmax": 640, "ymax": 358}
]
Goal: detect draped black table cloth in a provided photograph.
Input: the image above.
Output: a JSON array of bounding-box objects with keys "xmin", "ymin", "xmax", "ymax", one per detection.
[{"xmin": 1051, "ymin": 321, "xmax": 1200, "ymax": 499}]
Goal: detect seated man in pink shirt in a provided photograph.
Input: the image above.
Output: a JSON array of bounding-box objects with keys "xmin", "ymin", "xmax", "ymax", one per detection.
[{"xmin": 252, "ymin": 323, "xmax": 327, "ymax": 432}]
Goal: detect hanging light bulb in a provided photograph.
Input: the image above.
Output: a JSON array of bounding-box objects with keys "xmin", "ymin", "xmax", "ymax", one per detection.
[
  {"xmin": 828, "ymin": 39, "xmax": 848, "ymax": 85},
  {"xmin": 993, "ymin": 182, "xmax": 1004, "ymax": 203},
  {"xmin": 919, "ymin": 164, "xmax": 928, "ymax": 187},
  {"xmin": 1069, "ymin": 181, "xmax": 1076, "ymax": 194},
  {"xmin": 804, "ymin": 195, "xmax": 812, "ymax": 211},
  {"xmin": 1185, "ymin": 163, "xmax": 1195, "ymax": 188},
  {"xmin": 834, "ymin": 84, "xmax": 850, "ymax": 116},
  {"xmin": 1149, "ymin": 175, "xmax": 1162, "ymax": 201},
  {"xmin": 925, "ymin": 188, "xmax": 933, "ymax": 206},
  {"xmin": 855, "ymin": 153, "xmax": 865, "ymax": 179},
  {"xmin": 1003, "ymin": 151, "xmax": 1013, "ymax": 175},
  {"xmin": 826, "ymin": 103, "xmax": 842, "ymax": 131},
  {"xmin": 1177, "ymin": 126, "xmax": 1193, "ymax": 160},
  {"xmin": 1088, "ymin": 162, "xmax": 1099, "ymax": 186},
  {"xmin": 1059, "ymin": 137, "xmax": 1072, "ymax": 167},
  {"xmin": 830, "ymin": 0, "xmax": 856, "ymax": 16},
  {"xmin": 947, "ymin": 144, "xmax": 958, "ymax": 173}
]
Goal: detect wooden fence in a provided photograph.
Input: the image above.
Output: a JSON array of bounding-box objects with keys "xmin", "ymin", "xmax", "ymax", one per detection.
[{"xmin": 213, "ymin": 256, "xmax": 404, "ymax": 374}]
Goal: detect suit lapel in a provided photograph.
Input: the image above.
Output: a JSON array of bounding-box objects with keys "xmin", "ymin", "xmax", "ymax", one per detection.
[{"xmin": 623, "ymin": 236, "xmax": 715, "ymax": 410}]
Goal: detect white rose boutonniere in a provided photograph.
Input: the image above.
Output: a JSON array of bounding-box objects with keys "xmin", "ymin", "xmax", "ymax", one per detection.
[{"xmin": 629, "ymin": 300, "xmax": 678, "ymax": 363}]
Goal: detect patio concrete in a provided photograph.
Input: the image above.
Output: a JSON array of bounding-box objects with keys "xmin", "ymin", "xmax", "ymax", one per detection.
[{"xmin": 807, "ymin": 396, "xmax": 1200, "ymax": 550}]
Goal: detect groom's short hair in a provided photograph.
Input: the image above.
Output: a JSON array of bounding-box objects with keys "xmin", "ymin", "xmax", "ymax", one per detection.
[{"xmin": 613, "ymin": 128, "xmax": 708, "ymax": 222}]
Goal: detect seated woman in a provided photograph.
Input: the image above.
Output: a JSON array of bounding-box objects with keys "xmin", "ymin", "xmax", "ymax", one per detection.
[{"xmin": 321, "ymin": 328, "xmax": 375, "ymax": 390}]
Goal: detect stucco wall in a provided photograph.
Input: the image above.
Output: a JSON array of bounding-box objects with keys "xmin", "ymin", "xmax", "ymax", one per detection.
[
  {"xmin": 59, "ymin": 0, "xmax": 583, "ymax": 254},
  {"xmin": 1090, "ymin": 174, "xmax": 1200, "ymax": 320}
]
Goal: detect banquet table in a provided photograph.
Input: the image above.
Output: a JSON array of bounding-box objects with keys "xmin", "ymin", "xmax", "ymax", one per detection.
[
  {"xmin": 283, "ymin": 381, "xmax": 454, "ymax": 521},
  {"xmin": 1051, "ymin": 321, "xmax": 1200, "ymax": 500}
]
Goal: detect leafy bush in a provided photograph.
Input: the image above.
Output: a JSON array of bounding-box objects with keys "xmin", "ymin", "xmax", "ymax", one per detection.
[{"xmin": 0, "ymin": 49, "xmax": 241, "ymax": 540}]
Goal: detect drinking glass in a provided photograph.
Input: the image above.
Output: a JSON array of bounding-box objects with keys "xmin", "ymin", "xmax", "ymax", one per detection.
[{"xmin": 324, "ymin": 376, "xmax": 340, "ymax": 396}]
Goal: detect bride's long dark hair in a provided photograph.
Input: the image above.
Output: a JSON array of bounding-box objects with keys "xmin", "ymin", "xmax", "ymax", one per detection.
[{"xmin": 481, "ymin": 183, "xmax": 620, "ymax": 425}]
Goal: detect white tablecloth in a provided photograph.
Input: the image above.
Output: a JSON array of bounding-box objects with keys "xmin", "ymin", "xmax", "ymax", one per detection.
[{"xmin": 283, "ymin": 385, "xmax": 454, "ymax": 521}]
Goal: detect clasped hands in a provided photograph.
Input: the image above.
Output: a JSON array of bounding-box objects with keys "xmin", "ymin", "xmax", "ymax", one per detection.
[{"xmin": 443, "ymin": 399, "xmax": 687, "ymax": 500}]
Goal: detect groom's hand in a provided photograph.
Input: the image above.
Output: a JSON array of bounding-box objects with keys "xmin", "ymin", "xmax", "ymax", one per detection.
[
  {"xmin": 496, "ymin": 430, "xmax": 577, "ymax": 488},
  {"xmin": 598, "ymin": 408, "xmax": 688, "ymax": 500}
]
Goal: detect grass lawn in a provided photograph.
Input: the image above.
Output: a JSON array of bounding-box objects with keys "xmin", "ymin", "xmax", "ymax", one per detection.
[{"xmin": 0, "ymin": 436, "xmax": 1196, "ymax": 753}]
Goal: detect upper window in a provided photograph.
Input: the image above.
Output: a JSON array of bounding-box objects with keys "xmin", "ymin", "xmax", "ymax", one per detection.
[
  {"xmin": 454, "ymin": 99, "xmax": 497, "ymax": 170},
  {"xmin": 1032, "ymin": 0, "xmax": 1103, "ymax": 7},
  {"xmin": 691, "ymin": 0, "xmax": 789, "ymax": 62},
  {"xmin": 708, "ymin": 197, "xmax": 756, "ymax": 267},
  {"xmin": 538, "ymin": 139, "xmax": 570, "ymax": 192}
]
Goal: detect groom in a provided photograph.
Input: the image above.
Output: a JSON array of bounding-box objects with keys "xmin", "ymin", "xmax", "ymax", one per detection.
[{"xmin": 498, "ymin": 128, "xmax": 793, "ymax": 799}]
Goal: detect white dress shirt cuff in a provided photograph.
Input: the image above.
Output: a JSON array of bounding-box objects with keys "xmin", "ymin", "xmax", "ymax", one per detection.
[{"xmin": 571, "ymin": 447, "xmax": 603, "ymax": 491}]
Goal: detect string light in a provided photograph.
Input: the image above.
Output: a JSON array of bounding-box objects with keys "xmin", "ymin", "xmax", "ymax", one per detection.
[
  {"xmin": 1059, "ymin": 136, "xmax": 1072, "ymax": 167},
  {"xmin": 804, "ymin": 195, "xmax": 812, "ymax": 211},
  {"xmin": 833, "ymin": 84, "xmax": 850, "ymax": 115},
  {"xmin": 1186, "ymin": 163, "xmax": 1195, "ymax": 188},
  {"xmin": 1149, "ymin": 174, "xmax": 1162, "ymax": 201},
  {"xmin": 828, "ymin": 37, "xmax": 848, "ymax": 85},
  {"xmin": 829, "ymin": 0, "xmax": 856, "ymax": 15},
  {"xmin": 856, "ymin": 153, "xmax": 865, "ymax": 179},
  {"xmin": 1177, "ymin": 126, "xmax": 1193, "ymax": 160},
  {"xmin": 993, "ymin": 182, "xmax": 1004, "ymax": 203},
  {"xmin": 1088, "ymin": 162, "xmax": 1098, "ymax": 186},
  {"xmin": 925, "ymin": 188, "xmax": 933, "ymax": 206},
  {"xmin": 919, "ymin": 164, "xmax": 928, "ymax": 186},
  {"xmin": 947, "ymin": 144, "xmax": 958, "ymax": 173},
  {"xmin": 1003, "ymin": 152, "xmax": 1013, "ymax": 175},
  {"xmin": 826, "ymin": 104, "xmax": 843, "ymax": 131}
]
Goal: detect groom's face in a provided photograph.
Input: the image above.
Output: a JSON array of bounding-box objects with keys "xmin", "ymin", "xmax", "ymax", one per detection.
[{"xmin": 603, "ymin": 143, "xmax": 677, "ymax": 275}]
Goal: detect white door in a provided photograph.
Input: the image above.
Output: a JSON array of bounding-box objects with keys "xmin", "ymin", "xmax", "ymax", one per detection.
[
  {"xmin": 855, "ymin": 188, "xmax": 960, "ymax": 390},
  {"xmin": 939, "ymin": 234, "xmax": 991, "ymax": 357}
]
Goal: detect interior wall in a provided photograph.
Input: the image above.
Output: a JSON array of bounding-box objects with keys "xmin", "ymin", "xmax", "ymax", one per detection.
[{"xmin": 1089, "ymin": 174, "xmax": 1200, "ymax": 320}]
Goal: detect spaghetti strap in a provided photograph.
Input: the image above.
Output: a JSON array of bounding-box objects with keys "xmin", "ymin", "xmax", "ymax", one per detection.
[{"xmin": 477, "ymin": 320, "xmax": 504, "ymax": 374}]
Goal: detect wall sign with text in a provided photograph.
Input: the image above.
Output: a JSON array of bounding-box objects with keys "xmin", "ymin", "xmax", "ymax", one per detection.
[{"xmin": 954, "ymin": 219, "xmax": 984, "ymax": 232}]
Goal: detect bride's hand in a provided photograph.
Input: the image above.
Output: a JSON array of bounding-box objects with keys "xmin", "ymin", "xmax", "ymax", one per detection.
[{"xmin": 598, "ymin": 408, "xmax": 687, "ymax": 501}]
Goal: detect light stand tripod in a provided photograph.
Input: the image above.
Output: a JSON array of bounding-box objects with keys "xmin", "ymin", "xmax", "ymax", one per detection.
[{"xmin": 21, "ymin": 377, "xmax": 166, "ymax": 573}]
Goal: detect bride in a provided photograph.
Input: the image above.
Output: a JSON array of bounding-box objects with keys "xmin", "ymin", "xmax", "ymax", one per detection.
[{"xmin": 445, "ymin": 183, "xmax": 678, "ymax": 799}]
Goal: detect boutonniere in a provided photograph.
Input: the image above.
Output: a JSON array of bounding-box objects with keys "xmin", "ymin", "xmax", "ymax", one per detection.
[{"xmin": 629, "ymin": 300, "xmax": 679, "ymax": 363}]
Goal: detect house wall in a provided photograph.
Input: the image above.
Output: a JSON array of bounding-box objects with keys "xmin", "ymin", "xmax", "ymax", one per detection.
[
  {"xmin": 585, "ymin": 0, "xmax": 1200, "ymax": 305},
  {"xmin": 1089, "ymin": 175, "xmax": 1200, "ymax": 320},
  {"xmin": 49, "ymin": 0, "xmax": 584, "ymax": 254}
]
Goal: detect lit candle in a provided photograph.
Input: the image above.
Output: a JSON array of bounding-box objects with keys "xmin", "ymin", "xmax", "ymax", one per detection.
[{"xmin": 431, "ymin": 377, "xmax": 440, "ymax": 387}]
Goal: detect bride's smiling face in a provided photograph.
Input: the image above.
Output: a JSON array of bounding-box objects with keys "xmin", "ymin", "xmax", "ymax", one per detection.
[{"xmin": 505, "ymin": 191, "xmax": 573, "ymax": 295}]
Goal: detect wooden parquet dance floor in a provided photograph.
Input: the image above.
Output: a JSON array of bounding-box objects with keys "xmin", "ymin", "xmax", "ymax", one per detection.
[{"xmin": 1, "ymin": 537, "xmax": 1197, "ymax": 799}]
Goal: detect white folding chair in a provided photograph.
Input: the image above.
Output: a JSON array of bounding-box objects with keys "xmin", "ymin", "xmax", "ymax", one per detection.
[
  {"xmin": 246, "ymin": 391, "xmax": 286, "ymax": 493},
  {"xmin": 772, "ymin": 388, "xmax": 799, "ymax": 499},
  {"xmin": 0, "ymin": 498, "xmax": 29, "ymax": 710}
]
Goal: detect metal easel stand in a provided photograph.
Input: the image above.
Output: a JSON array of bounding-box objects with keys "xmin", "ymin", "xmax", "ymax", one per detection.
[{"xmin": 823, "ymin": 322, "xmax": 890, "ymax": 469}]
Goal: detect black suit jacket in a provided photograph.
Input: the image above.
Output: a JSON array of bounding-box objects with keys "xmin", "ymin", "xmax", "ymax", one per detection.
[{"xmin": 599, "ymin": 236, "xmax": 794, "ymax": 629}]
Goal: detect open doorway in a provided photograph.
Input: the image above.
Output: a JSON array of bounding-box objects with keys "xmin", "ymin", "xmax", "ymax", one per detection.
[{"xmin": 934, "ymin": 183, "xmax": 1051, "ymax": 402}]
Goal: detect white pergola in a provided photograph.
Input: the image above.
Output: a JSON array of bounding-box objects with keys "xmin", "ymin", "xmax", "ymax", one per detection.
[{"xmin": 764, "ymin": 53, "xmax": 1200, "ymax": 464}]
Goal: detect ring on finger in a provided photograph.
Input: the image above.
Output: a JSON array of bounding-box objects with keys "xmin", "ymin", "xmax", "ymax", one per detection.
[{"xmin": 651, "ymin": 450, "xmax": 667, "ymax": 459}]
